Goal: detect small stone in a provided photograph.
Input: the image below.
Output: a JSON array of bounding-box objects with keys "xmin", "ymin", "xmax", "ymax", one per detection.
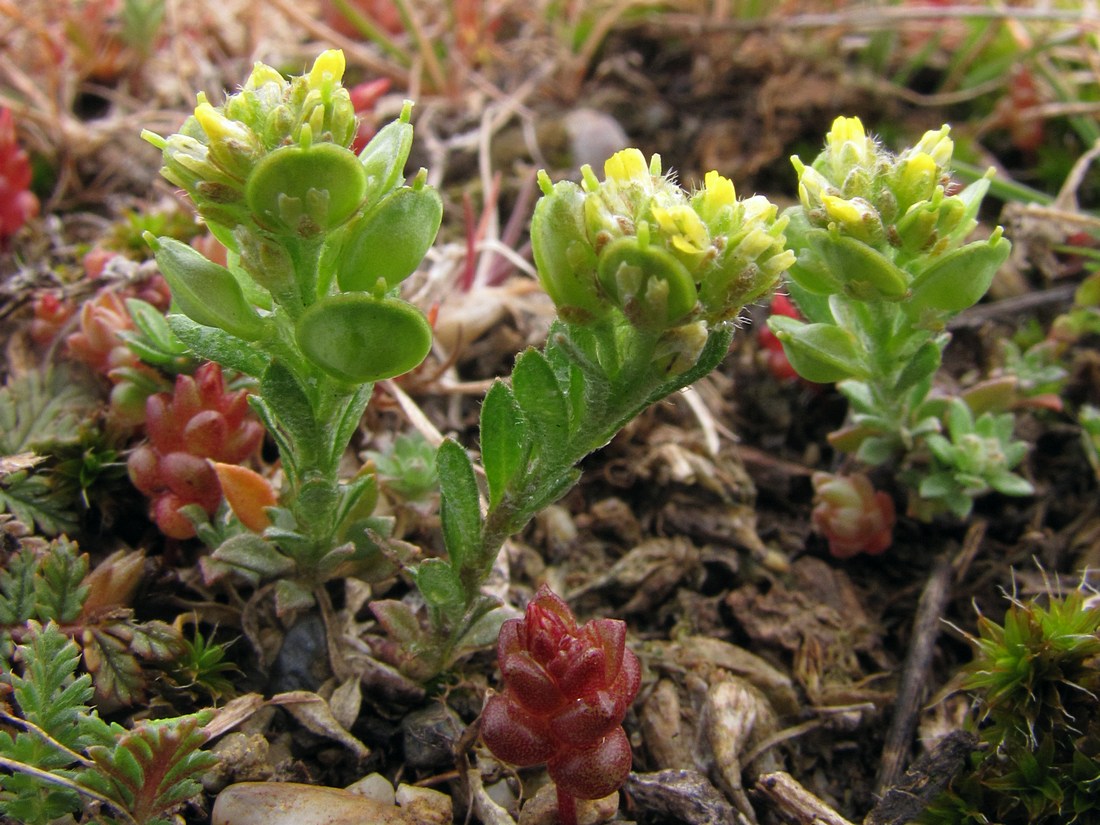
[
  {"xmin": 400, "ymin": 703, "xmax": 465, "ymax": 770},
  {"xmin": 211, "ymin": 781, "xmax": 419, "ymax": 825},
  {"xmin": 347, "ymin": 772, "xmax": 396, "ymax": 805},
  {"xmin": 518, "ymin": 783, "xmax": 619, "ymax": 825},
  {"xmin": 395, "ymin": 783, "xmax": 453, "ymax": 825}
]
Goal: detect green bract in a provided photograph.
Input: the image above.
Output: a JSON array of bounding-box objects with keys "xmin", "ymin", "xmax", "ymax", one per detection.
[{"xmin": 597, "ymin": 236, "xmax": 697, "ymax": 329}]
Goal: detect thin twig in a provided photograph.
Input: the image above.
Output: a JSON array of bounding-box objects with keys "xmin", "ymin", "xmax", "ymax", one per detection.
[
  {"xmin": 754, "ymin": 771, "xmax": 856, "ymax": 825},
  {"xmin": 875, "ymin": 553, "xmax": 955, "ymax": 794},
  {"xmin": 262, "ymin": 0, "xmax": 410, "ymax": 86}
]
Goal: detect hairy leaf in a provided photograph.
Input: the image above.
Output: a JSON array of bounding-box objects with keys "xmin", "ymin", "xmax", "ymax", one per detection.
[
  {"xmin": 479, "ymin": 380, "xmax": 529, "ymax": 508},
  {"xmin": 511, "ymin": 349, "xmax": 569, "ymax": 457},
  {"xmin": 436, "ymin": 439, "xmax": 482, "ymax": 579}
]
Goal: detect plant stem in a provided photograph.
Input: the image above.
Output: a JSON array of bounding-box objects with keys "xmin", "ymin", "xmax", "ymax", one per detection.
[{"xmin": 556, "ymin": 786, "xmax": 578, "ymax": 825}]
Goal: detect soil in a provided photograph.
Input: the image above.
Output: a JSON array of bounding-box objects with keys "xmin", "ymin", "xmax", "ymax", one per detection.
[{"xmin": 1, "ymin": 3, "xmax": 1098, "ymax": 825}]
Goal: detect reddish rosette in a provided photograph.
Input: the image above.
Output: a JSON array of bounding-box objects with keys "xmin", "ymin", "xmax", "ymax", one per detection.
[{"xmin": 481, "ymin": 585, "xmax": 640, "ymax": 821}]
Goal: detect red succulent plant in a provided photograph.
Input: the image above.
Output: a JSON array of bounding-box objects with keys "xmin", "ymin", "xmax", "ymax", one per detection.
[
  {"xmin": 758, "ymin": 293, "xmax": 802, "ymax": 382},
  {"xmin": 480, "ymin": 585, "xmax": 640, "ymax": 825},
  {"xmin": 0, "ymin": 108, "xmax": 39, "ymax": 247},
  {"xmin": 128, "ymin": 362, "xmax": 264, "ymax": 539},
  {"xmin": 811, "ymin": 471, "xmax": 896, "ymax": 559}
]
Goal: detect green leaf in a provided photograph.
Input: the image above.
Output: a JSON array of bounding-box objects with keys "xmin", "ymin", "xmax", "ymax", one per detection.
[
  {"xmin": 808, "ymin": 230, "xmax": 910, "ymax": 300},
  {"xmin": 260, "ymin": 361, "xmax": 321, "ymax": 462},
  {"xmin": 168, "ymin": 315, "xmax": 270, "ymax": 377},
  {"xmin": 369, "ymin": 599, "xmax": 424, "ymax": 648},
  {"xmin": 0, "ymin": 548, "xmax": 39, "ymax": 624},
  {"xmin": 274, "ymin": 579, "xmax": 315, "ymax": 614},
  {"xmin": 199, "ymin": 533, "xmax": 295, "ymax": 586},
  {"xmin": 523, "ymin": 467, "xmax": 582, "ymax": 517},
  {"xmin": 359, "ymin": 111, "xmax": 414, "ymax": 201},
  {"xmin": 511, "ymin": 348, "xmax": 569, "ymax": 456},
  {"xmin": 0, "ymin": 366, "xmax": 98, "ymax": 455},
  {"xmin": 82, "ymin": 627, "xmax": 147, "ymax": 707},
  {"xmin": 909, "ymin": 231, "xmax": 1011, "ymax": 315},
  {"xmin": 246, "ymin": 142, "xmax": 367, "ymax": 236},
  {"xmin": 83, "ymin": 713, "xmax": 216, "ymax": 824},
  {"xmin": 328, "ymin": 384, "xmax": 373, "ymax": 474},
  {"xmin": 436, "ymin": 439, "xmax": 482, "ymax": 577},
  {"xmin": 9, "ymin": 622, "xmax": 92, "ymax": 751},
  {"xmin": 894, "ymin": 339, "xmax": 943, "ymax": 395},
  {"xmin": 122, "ymin": 298, "xmax": 191, "ymax": 364},
  {"xmin": 34, "ymin": 537, "xmax": 89, "ymax": 624},
  {"xmin": 0, "ymin": 472, "xmax": 78, "ymax": 536},
  {"xmin": 768, "ymin": 316, "xmax": 868, "ymax": 383},
  {"xmin": 988, "ymin": 471, "xmax": 1034, "ymax": 497},
  {"xmin": 479, "ymin": 380, "xmax": 529, "ymax": 508},
  {"xmin": 413, "ymin": 558, "xmax": 465, "ymax": 610},
  {"xmin": 146, "ymin": 235, "xmax": 266, "ymax": 340}
]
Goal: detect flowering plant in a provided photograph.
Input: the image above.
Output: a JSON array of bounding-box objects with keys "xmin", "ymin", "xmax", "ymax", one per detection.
[
  {"xmin": 373, "ymin": 147, "xmax": 794, "ymax": 676},
  {"xmin": 140, "ymin": 51, "xmax": 441, "ymax": 608},
  {"xmin": 480, "ymin": 585, "xmax": 641, "ymax": 825},
  {"xmin": 768, "ymin": 117, "xmax": 1031, "ymax": 520}
]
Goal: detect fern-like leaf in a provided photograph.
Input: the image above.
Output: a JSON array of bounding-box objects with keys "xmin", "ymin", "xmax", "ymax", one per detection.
[
  {"xmin": 0, "ymin": 622, "xmax": 92, "ymax": 824},
  {"xmin": 81, "ymin": 713, "xmax": 217, "ymax": 825},
  {"xmin": 0, "ymin": 471, "xmax": 78, "ymax": 536},
  {"xmin": 8, "ymin": 621, "xmax": 94, "ymax": 755},
  {"xmin": 34, "ymin": 537, "xmax": 89, "ymax": 623},
  {"xmin": 0, "ymin": 367, "xmax": 98, "ymax": 455},
  {"xmin": 0, "ymin": 547, "xmax": 38, "ymax": 626}
]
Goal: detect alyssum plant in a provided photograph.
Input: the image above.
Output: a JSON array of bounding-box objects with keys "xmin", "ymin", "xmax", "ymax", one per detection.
[
  {"xmin": 768, "ymin": 117, "xmax": 1031, "ymax": 523},
  {"xmin": 375, "ymin": 148, "xmax": 796, "ymax": 676},
  {"xmin": 142, "ymin": 49, "xmax": 795, "ymax": 676},
  {"xmin": 141, "ymin": 50, "xmax": 442, "ymax": 614}
]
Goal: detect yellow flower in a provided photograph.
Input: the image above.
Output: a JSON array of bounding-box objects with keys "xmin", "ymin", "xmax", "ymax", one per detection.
[
  {"xmin": 309, "ymin": 49, "xmax": 347, "ymax": 91},
  {"xmin": 194, "ymin": 98, "xmax": 255, "ymax": 147},
  {"xmin": 651, "ymin": 205, "xmax": 709, "ymax": 256},
  {"xmin": 822, "ymin": 194, "xmax": 865, "ymax": 227},
  {"xmin": 910, "ymin": 124, "xmax": 953, "ymax": 169},
  {"xmin": 604, "ymin": 148, "xmax": 650, "ymax": 184},
  {"xmin": 698, "ymin": 170, "xmax": 736, "ymax": 221},
  {"xmin": 826, "ymin": 115, "xmax": 874, "ymax": 173},
  {"xmin": 822, "ymin": 195, "xmax": 882, "ymax": 243},
  {"xmin": 896, "ymin": 152, "xmax": 939, "ymax": 206},
  {"xmin": 827, "ymin": 116, "xmax": 867, "ymax": 147},
  {"xmin": 244, "ymin": 62, "xmax": 288, "ymax": 92}
]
